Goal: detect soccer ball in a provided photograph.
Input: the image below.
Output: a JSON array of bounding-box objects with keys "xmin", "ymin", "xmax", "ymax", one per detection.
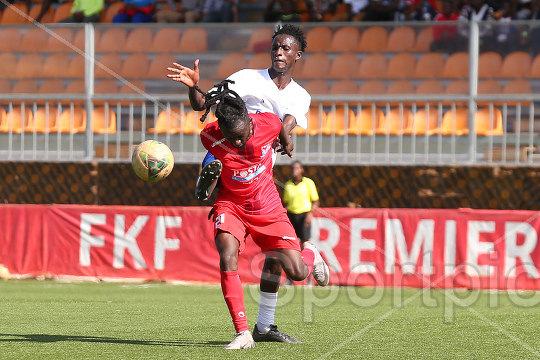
[
  {"xmin": 132, "ymin": 140, "xmax": 174, "ymax": 182},
  {"xmin": 0, "ymin": 264, "xmax": 10, "ymax": 281}
]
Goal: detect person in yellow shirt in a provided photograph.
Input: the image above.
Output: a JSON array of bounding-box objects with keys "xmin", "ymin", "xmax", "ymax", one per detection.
[
  {"xmin": 58, "ymin": 0, "xmax": 104, "ymax": 22},
  {"xmin": 282, "ymin": 160, "xmax": 320, "ymax": 246}
]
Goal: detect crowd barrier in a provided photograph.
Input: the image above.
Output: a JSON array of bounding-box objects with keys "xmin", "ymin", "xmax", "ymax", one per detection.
[{"xmin": 1, "ymin": 204, "xmax": 540, "ymax": 289}]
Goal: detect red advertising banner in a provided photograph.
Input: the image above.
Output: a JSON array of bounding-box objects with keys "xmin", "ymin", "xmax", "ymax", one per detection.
[{"xmin": 1, "ymin": 205, "xmax": 540, "ymax": 290}]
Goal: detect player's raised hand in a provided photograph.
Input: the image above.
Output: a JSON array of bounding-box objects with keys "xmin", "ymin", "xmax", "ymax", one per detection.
[{"xmin": 167, "ymin": 59, "xmax": 200, "ymax": 88}]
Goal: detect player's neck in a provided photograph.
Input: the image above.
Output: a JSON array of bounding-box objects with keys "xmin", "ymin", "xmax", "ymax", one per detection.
[{"xmin": 268, "ymin": 68, "xmax": 293, "ymax": 90}]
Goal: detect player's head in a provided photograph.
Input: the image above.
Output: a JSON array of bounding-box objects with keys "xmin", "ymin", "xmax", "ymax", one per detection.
[
  {"xmin": 291, "ymin": 160, "xmax": 304, "ymax": 180},
  {"xmin": 270, "ymin": 24, "xmax": 306, "ymax": 74},
  {"xmin": 197, "ymin": 80, "xmax": 253, "ymax": 148}
]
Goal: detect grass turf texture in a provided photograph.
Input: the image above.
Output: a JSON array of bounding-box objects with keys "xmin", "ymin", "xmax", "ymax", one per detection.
[{"xmin": 1, "ymin": 281, "xmax": 540, "ymax": 359}]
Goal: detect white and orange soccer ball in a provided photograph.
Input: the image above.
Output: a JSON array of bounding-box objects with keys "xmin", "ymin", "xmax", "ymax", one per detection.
[
  {"xmin": 131, "ymin": 140, "xmax": 174, "ymax": 182},
  {"xmin": 0, "ymin": 264, "xmax": 10, "ymax": 281}
]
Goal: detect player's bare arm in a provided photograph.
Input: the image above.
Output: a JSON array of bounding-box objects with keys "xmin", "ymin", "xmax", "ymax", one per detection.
[
  {"xmin": 278, "ymin": 114, "xmax": 297, "ymax": 157},
  {"xmin": 167, "ymin": 59, "xmax": 206, "ymax": 111}
]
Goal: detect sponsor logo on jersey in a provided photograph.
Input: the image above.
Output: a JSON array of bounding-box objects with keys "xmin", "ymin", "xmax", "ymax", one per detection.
[
  {"xmin": 232, "ymin": 163, "xmax": 265, "ymax": 182},
  {"xmin": 238, "ymin": 311, "xmax": 245, "ymax": 318},
  {"xmin": 261, "ymin": 144, "xmax": 271, "ymax": 157},
  {"xmin": 215, "ymin": 214, "xmax": 225, "ymax": 229},
  {"xmin": 282, "ymin": 236, "xmax": 296, "ymax": 240},
  {"xmin": 211, "ymin": 138, "xmax": 226, "ymax": 147}
]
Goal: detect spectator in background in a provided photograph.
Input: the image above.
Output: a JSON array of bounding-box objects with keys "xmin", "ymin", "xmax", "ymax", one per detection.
[
  {"xmin": 202, "ymin": 0, "xmax": 237, "ymax": 22},
  {"xmin": 430, "ymin": 0, "xmax": 460, "ymax": 52},
  {"xmin": 324, "ymin": 0, "xmax": 368, "ymax": 21},
  {"xmin": 458, "ymin": 0, "xmax": 496, "ymax": 52},
  {"xmin": 495, "ymin": 0, "xmax": 522, "ymax": 54},
  {"xmin": 112, "ymin": 0, "xmax": 157, "ymax": 22},
  {"xmin": 265, "ymin": 0, "xmax": 303, "ymax": 22},
  {"xmin": 528, "ymin": 0, "xmax": 540, "ymax": 55},
  {"xmin": 58, "ymin": 0, "xmax": 104, "ymax": 22},
  {"xmin": 364, "ymin": 0, "xmax": 398, "ymax": 21},
  {"xmin": 154, "ymin": 0, "xmax": 205, "ymax": 22},
  {"xmin": 398, "ymin": 0, "xmax": 437, "ymax": 20},
  {"xmin": 282, "ymin": 161, "xmax": 320, "ymax": 248}
]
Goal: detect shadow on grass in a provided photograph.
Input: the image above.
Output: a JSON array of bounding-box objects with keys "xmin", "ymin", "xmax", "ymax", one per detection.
[{"xmin": 0, "ymin": 334, "xmax": 227, "ymax": 347}]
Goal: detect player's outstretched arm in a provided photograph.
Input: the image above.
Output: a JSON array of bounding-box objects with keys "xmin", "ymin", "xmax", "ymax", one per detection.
[{"xmin": 167, "ymin": 59, "xmax": 206, "ymax": 111}]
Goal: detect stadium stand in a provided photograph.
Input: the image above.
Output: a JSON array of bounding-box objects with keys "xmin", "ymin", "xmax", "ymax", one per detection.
[
  {"xmin": 413, "ymin": 52, "xmax": 444, "ymax": 78},
  {"xmin": 39, "ymin": 80, "xmax": 65, "ymax": 94},
  {"xmin": 12, "ymin": 80, "xmax": 39, "ymax": 94},
  {"xmin": 328, "ymin": 53, "xmax": 359, "ymax": 79},
  {"xmin": 475, "ymin": 107, "xmax": 503, "ymax": 136},
  {"xmin": 478, "ymin": 52, "xmax": 503, "ymax": 79},
  {"xmin": 403, "ymin": 108, "xmax": 441, "ymax": 135},
  {"xmin": 121, "ymin": 53, "xmax": 150, "ymax": 79},
  {"xmin": 91, "ymin": 106, "xmax": 116, "ymax": 133},
  {"xmin": 247, "ymin": 53, "xmax": 270, "ymax": 69},
  {"xmin": 1, "ymin": 106, "xmax": 33, "ymax": 133},
  {"xmin": 412, "ymin": 26, "xmax": 433, "ymax": 52},
  {"xmin": 149, "ymin": 107, "xmax": 183, "ymax": 134},
  {"xmin": 0, "ymin": 28, "xmax": 21, "ymax": 51},
  {"xmin": 1, "ymin": 2, "xmax": 28, "ymax": 23},
  {"xmin": 147, "ymin": 53, "xmax": 176, "ymax": 79},
  {"xmin": 150, "ymin": 28, "xmax": 181, "ymax": 52},
  {"xmin": 46, "ymin": 28, "xmax": 75, "ymax": 52},
  {"xmin": 0, "ymin": 53, "xmax": 17, "ymax": 80},
  {"xmin": 296, "ymin": 52, "xmax": 331, "ymax": 79},
  {"xmin": 124, "ymin": 28, "xmax": 154, "ymax": 53},
  {"xmin": 330, "ymin": 80, "xmax": 358, "ymax": 94},
  {"xmin": 178, "ymin": 28, "xmax": 208, "ymax": 52},
  {"xmin": 28, "ymin": 3, "xmax": 53, "ymax": 23},
  {"xmin": 441, "ymin": 52, "xmax": 469, "ymax": 79},
  {"xmin": 52, "ymin": 2, "xmax": 72, "ymax": 23},
  {"xmin": 20, "ymin": 28, "xmax": 48, "ymax": 52},
  {"xmin": 32, "ymin": 107, "xmax": 59, "ymax": 133},
  {"xmin": 303, "ymin": 80, "xmax": 330, "ymax": 95},
  {"xmin": 294, "ymin": 107, "xmax": 325, "ymax": 136},
  {"xmin": 323, "ymin": 106, "xmax": 355, "ymax": 135},
  {"xmin": 67, "ymin": 55, "xmax": 85, "ymax": 79},
  {"xmin": 499, "ymin": 51, "xmax": 532, "ymax": 78},
  {"xmin": 56, "ymin": 107, "xmax": 87, "ymax": 133},
  {"xmin": 531, "ymin": 54, "xmax": 540, "ymax": 78},
  {"xmin": 348, "ymin": 107, "xmax": 385, "ymax": 135},
  {"xmin": 440, "ymin": 107, "xmax": 469, "ymax": 135},
  {"xmin": 102, "ymin": 1, "xmax": 124, "ymax": 23},
  {"xmin": 42, "ymin": 53, "xmax": 71, "ymax": 78},
  {"xmin": 357, "ymin": 53, "xmax": 387, "ymax": 79},
  {"xmin": 242, "ymin": 27, "xmax": 273, "ymax": 53},
  {"xmin": 94, "ymin": 53, "xmax": 123, "ymax": 79},
  {"xmin": 97, "ymin": 28, "xmax": 127, "ymax": 53},
  {"xmin": 377, "ymin": 107, "xmax": 413, "ymax": 135},
  {"xmin": 214, "ymin": 52, "xmax": 248, "ymax": 79}
]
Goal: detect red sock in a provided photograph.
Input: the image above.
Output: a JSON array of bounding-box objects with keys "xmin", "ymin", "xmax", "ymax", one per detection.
[
  {"xmin": 301, "ymin": 248, "xmax": 315, "ymax": 275},
  {"xmin": 220, "ymin": 271, "xmax": 249, "ymax": 333}
]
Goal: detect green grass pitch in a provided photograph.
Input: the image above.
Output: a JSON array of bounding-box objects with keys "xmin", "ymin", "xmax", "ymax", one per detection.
[{"xmin": 1, "ymin": 280, "xmax": 540, "ymax": 359}]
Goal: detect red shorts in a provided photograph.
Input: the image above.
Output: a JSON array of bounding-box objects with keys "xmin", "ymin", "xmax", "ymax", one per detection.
[{"xmin": 213, "ymin": 201, "xmax": 301, "ymax": 255}]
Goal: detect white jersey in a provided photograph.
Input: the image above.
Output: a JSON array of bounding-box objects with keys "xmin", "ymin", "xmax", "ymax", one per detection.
[{"xmin": 225, "ymin": 68, "xmax": 311, "ymax": 129}]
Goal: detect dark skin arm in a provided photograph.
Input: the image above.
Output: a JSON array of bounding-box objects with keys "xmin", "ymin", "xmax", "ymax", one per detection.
[
  {"xmin": 167, "ymin": 59, "xmax": 206, "ymax": 111},
  {"xmin": 278, "ymin": 114, "xmax": 297, "ymax": 157}
]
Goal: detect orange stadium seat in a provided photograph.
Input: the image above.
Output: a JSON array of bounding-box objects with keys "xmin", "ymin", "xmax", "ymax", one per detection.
[
  {"xmin": 330, "ymin": 80, "xmax": 358, "ymax": 94},
  {"xmin": 531, "ymin": 54, "xmax": 540, "ymax": 78},
  {"xmin": 413, "ymin": 52, "xmax": 444, "ymax": 79},
  {"xmin": 242, "ymin": 27, "xmax": 273, "ymax": 53},
  {"xmin": 101, "ymin": 1, "xmax": 123, "ymax": 22},
  {"xmin": 147, "ymin": 53, "xmax": 176, "ymax": 79},
  {"xmin": 124, "ymin": 28, "xmax": 154, "ymax": 52},
  {"xmin": 39, "ymin": 79, "xmax": 65, "ymax": 93},
  {"xmin": 357, "ymin": 53, "xmax": 387, "ymax": 79},
  {"xmin": 94, "ymin": 53, "xmax": 123, "ymax": 79},
  {"xmin": 323, "ymin": 106, "xmax": 355, "ymax": 135},
  {"xmin": 1, "ymin": 106, "xmax": 33, "ymax": 133},
  {"xmin": 403, "ymin": 108, "xmax": 440, "ymax": 135},
  {"xmin": 73, "ymin": 28, "xmax": 101, "ymax": 52},
  {"xmin": 348, "ymin": 107, "xmax": 385, "ymax": 135},
  {"xmin": 31, "ymin": 107, "xmax": 59, "ymax": 133},
  {"xmin": 52, "ymin": 2, "xmax": 72, "ymax": 22},
  {"xmin": 0, "ymin": 107, "xmax": 6, "ymax": 127},
  {"xmin": 15, "ymin": 53, "xmax": 43, "ymax": 79},
  {"xmin": 296, "ymin": 53, "xmax": 331, "ymax": 80},
  {"xmin": 65, "ymin": 80, "xmax": 85, "ymax": 94},
  {"xmin": 95, "ymin": 80, "xmax": 119, "ymax": 94},
  {"xmin": 0, "ymin": 79, "xmax": 11, "ymax": 93},
  {"xmin": 305, "ymin": 26, "xmax": 332, "ymax": 52},
  {"xmin": 178, "ymin": 28, "xmax": 208, "ymax": 52},
  {"xmin": 358, "ymin": 26, "xmax": 388, "ymax": 52},
  {"xmin": 441, "ymin": 52, "xmax": 469, "ymax": 79},
  {"xmin": 329, "ymin": 26, "xmax": 361, "ymax": 52},
  {"xmin": 387, "ymin": 80, "xmax": 415, "ymax": 106},
  {"xmin": 184, "ymin": 110, "xmax": 210, "ymax": 134},
  {"xmin": 478, "ymin": 79, "xmax": 502, "ymax": 106},
  {"xmin": 1, "ymin": 2, "xmax": 28, "ymax": 23},
  {"xmin": 19, "ymin": 28, "xmax": 48, "ymax": 52},
  {"xmin": 440, "ymin": 107, "xmax": 469, "ymax": 135},
  {"xmin": 28, "ymin": 3, "xmax": 53, "ymax": 23},
  {"xmin": 416, "ymin": 80, "xmax": 445, "ymax": 106},
  {"xmin": 46, "ymin": 28, "xmax": 75, "ymax": 52},
  {"xmin": 56, "ymin": 106, "xmax": 87, "ymax": 133},
  {"xmin": 247, "ymin": 53, "xmax": 270, "ymax": 69},
  {"xmin": 503, "ymin": 79, "xmax": 532, "ymax": 106},
  {"xmin": 386, "ymin": 26, "xmax": 416, "ymax": 52},
  {"xmin": 328, "ymin": 53, "xmax": 359, "ymax": 79},
  {"xmin": 67, "ymin": 55, "xmax": 85, "ymax": 79},
  {"xmin": 97, "ymin": 28, "xmax": 127, "ymax": 52},
  {"xmin": 478, "ymin": 52, "xmax": 502, "ymax": 79},
  {"xmin": 499, "ymin": 51, "xmax": 532, "ymax": 78},
  {"xmin": 444, "ymin": 80, "xmax": 468, "ymax": 106},
  {"xmin": 377, "ymin": 107, "xmax": 413, "ymax": 135},
  {"xmin": 358, "ymin": 80, "xmax": 386, "ymax": 106},
  {"xmin": 475, "ymin": 107, "xmax": 503, "ymax": 136},
  {"xmin": 214, "ymin": 53, "xmax": 247, "ymax": 79},
  {"xmin": 0, "ymin": 53, "xmax": 17, "ymax": 80},
  {"xmin": 149, "ymin": 107, "xmax": 184, "ymax": 134},
  {"xmin": 303, "ymin": 80, "xmax": 330, "ymax": 95},
  {"xmin": 42, "ymin": 53, "xmax": 70, "ymax": 78},
  {"xmin": 92, "ymin": 106, "xmax": 116, "ymax": 133},
  {"xmin": 121, "ymin": 53, "xmax": 150, "ymax": 79},
  {"xmin": 385, "ymin": 52, "xmax": 416, "ymax": 79},
  {"xmin": 0, "ymin": 28, "xmax": 22, "ymax": 51},
  {"xmin": 150, "ymin": 28, "xmax": 181, "ymax": 52},
  {"xmin": 413, "ymin": 26, "xmax": 434, "ymax": 52},
  {"xmin": 120, "ymin": 79, "xmax": 146, "ymax": 94}
]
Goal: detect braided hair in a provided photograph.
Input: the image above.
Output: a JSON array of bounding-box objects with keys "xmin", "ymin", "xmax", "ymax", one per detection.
[
  {"xmin": 194, "ymin": 80, "xmax": 249, "ymax": 132},
  {"xmin": 273, "ymin": 23, "xmax": 307, "ymax": 52}
]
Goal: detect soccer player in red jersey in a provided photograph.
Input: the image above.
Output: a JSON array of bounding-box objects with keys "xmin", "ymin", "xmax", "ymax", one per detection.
[{"xmin": 197, "ymin": 80, "xmax": 329, "ymax": 349}]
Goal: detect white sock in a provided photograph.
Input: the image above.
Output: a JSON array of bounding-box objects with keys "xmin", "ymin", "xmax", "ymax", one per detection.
[{"xmin": 256, "ymin": 291, "xmax": 278, "ymax": 334}]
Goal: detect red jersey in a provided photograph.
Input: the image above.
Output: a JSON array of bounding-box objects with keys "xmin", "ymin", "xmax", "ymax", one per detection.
[{"xmin": 200, "ymin": 112, "xmax": 282, "ymax": 215}]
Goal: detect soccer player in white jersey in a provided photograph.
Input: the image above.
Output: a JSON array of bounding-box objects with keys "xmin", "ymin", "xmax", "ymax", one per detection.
[{"xmin": 168, "ymin": 24, "xmax": 311, "ymax": 344}]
